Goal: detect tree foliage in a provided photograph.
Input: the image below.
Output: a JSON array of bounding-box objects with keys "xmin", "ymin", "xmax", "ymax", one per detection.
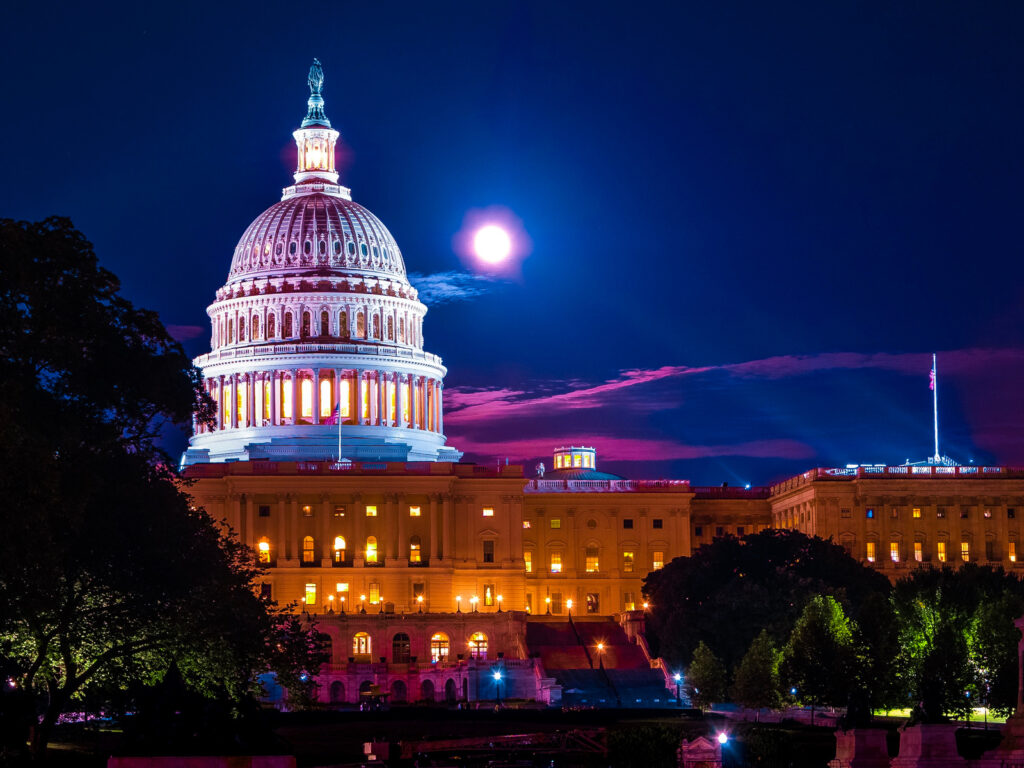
[
  {"xmin": 685, "ymin": 641, "xmax": 729, "ymax": 710},
  {"xmin": 732, "ymin": 629, "xmax": 781, "ymax": 714},
  {"xmin": 779, "ymin": 595, "xmax": 860, "ymax": 712},
  {"xmin": 0, "ymin": 219, "xmax": 325, "ymax": 759}
]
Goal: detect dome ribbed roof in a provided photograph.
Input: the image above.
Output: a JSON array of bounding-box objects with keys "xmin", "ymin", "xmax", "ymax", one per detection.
[{"xmin": 227, "ymin": 193, "xmax": 407, "ymax": 284}]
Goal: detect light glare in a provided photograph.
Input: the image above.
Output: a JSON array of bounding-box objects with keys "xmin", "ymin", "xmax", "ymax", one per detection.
[{"xmin": 474, "ymin": 225, "xmax": 512, "ymax": 264}]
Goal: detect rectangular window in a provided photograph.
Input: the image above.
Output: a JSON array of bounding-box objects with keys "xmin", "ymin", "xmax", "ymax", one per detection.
[
  {"xmin": 586, "ymin": 593, "xmax": 600, "ymax": 613},
  {"xmin": 986, "ymin": 541, "xmax": 996, "ymax": 561},
  {"xmin": 409, "ymin": 540, "xmax": 421, "ymax": 563},
  {"xmin": 984, "ymin": 509, "xmax": 993, "ymax": 519},
  {"xmin": 623, "ymin": 551, "xmax": 634, "ymax": 573},
  {"xmin": 914, "ymin": 542, "xmax": 923, "ymax": 562},
  {"xmin": 524, "ymin": 551, "xmax": 533, "ymax": 573},
  {"xmin": 623, "ymin": 592, "xmax": 636, "ymax": 611},
  {"xmin": 737, "ymin": 526, "xmax": 745, "ymax": 536},
  {"xmin": 369, "ymin": 582, "xmax": 380, "ymax": 604},
  {"xmin": 961, "ymin": 507, "xmax": 970, "ymax": 519},
  {"xmin": 653, "ymin": 551, "xmax": 664, "ymax": 570},
  {"xmin": 890, "ymin": 541, "xmax": 899, "ymax": 563},
  {"xmin": 550, "ymin": 592, "xmax": 563, "ymax": 614},
  {"xmin": 260, "ymin": 582, "xmax": 272, "ymax": 600},
  {"xmin": 526, "ymin": 593, "xmax": 533, "ymax": 613},
  {"xmin": 585, "ymin": 551, "xmax": 599, "ymax": 573},
  {"xmin": 716, "ymin": 526, "xmax": 724, "ymax": 537},
  {"xmin": 866, "ymin": 541, "xmax": 876, "ymax": 563},
  {"xmin": 482, "ymin": 507, "xmax": 494, "ymax": 517},
  {"xmin": 866, "ymin": 509, "xmax": 875, "ymax": 519},
  {"xmin": 550, "ymin": 553, "xmax": 562, "ymax": 573},
  {"xmin": 694, "ymin": 525, "xmax": 703, "ymax": 537},
  {"xmin": 482, "ymin": 540, "xmax": 495, "ymax": 563},
  {"xmin": 409, "ymin": 505, "xmax": 421, "ymax": 517},
  {"xmin": 938, "ymin": 541, "xmax": 947, "ymax": 562},
  {"xmin": 550, "ymin": 518, "xmax": 561, "ymax": 529},
  {"xmin": 623, "ymin": 519, "xmax": 634, "ymax": 529},
  {"xmin": 961, "ymin": 541, "xmax": 970, "ymax": 562},
  {"xmin": 1010, "ymin": 508, "xmax": 1017, "ymax": 520},
  {"xmin": 302, "ymin": 504, "xmax": 313, "ymax": 517},
  {"xmin": 333, "ymin": 505, "xmax": 345, "ymax": 517},
  {"xmin": 913, "ymin": 507, "xmax": 922, "ymax": 519},
  {"xmin": 523, "ymin": 520, "xmax": 531, "ymax": 529},
  {"xmin": 890, "ymin": 507, "xmax": 899, "ymax": 519},
  {"xmin": 336, "ymin": 582, "xmax": 349, "ymax": 594},
  {"xmin": 653, "ymin": 519, "xmax": 663, "ymax": 529},
  {"xmin": 841, "ymin": 508, "xmax": 851, "ymax": 518},
  {"xmin": 365, "ymin": 505, "xmax": 377, "ymax": 517},
  {"xmin": 1011, "ymin": 542, "xmax": 1017, "ymax": 563},
  {"xmin": 304, "ymin": 583, "xmax": 316, "ymax": 606},
  {"xmin": 937, "ymin": 507, "xmax": 947, "ymax": 519},
  {"xmin": 484, "ymin": 584, "xmax": 495, "ymax": 606},
  {"xmin": 258, "ymin": 505, "xmax": 271, "ymax": 518}
]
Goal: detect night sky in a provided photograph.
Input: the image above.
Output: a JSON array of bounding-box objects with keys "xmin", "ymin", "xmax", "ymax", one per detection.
[{"xmin": 4, "ymin": 2, "xmax": 1024, "ymax": 484}]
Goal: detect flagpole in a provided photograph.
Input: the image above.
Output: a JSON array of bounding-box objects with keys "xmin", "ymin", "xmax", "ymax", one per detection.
[
  {"xmin": 337, "ymin": 391, "xmax": 343, "ymax": 463},
  {"xmin": 933, "ymin": 352, "xmax": 940, "ymax": 462}
]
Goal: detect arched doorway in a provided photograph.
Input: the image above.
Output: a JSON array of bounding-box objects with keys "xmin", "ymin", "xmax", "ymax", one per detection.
[
  {"xmin": 392, "ymin": 633, "xmax": 411, "ymax": 663},
  {"xmin": 444, "ymin": 678, "xmax": 457, "ymax": 704},
  {"xmin": 353, "ymin": 632, "xmax": 371, "ymax": 662},
  {"xmin": 469, "ymin": 632, "xmax": 488, "ymax": 659},
  {"xmin": 420, "ymin": 679, "xmax": 435, "ymax": 702},
  {"xmin": 329, "ymin": 680, "xmax": 345, "ymax": 704},
  {"xmin": 390, "ymin": 680, "xmax": 407, "ymax": 703},
  {"xmin": 430, "ymin": 633, "xmax": 450, "ymax": 664},
  {"xmin": 359, "ymin": 680, "xmax": 373, "ymax": 696}
]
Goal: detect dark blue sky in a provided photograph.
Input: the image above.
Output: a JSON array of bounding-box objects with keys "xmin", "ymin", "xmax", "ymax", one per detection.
[{"xmin": 4, "ymin": 2, "xmax": 1024, "ymax": 483}]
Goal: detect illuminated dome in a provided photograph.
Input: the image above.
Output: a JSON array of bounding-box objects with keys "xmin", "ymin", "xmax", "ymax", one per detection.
[{"xmin": 182, "ymin": 59, "xmax": 461, "ymax": 466}]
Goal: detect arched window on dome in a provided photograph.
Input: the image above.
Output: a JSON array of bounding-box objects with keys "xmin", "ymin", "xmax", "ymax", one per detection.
[
  {"xmin": 320, "ymin": 378, "xmax": 332, "ymax": 419},
  {"xmin": 275, "ymin": 242, "xmax": 282, "ymax": 255},
  {"xmin": 252, "ymin": 314, "xmax": 260, "ymax": 340},
  {"xmin": 386, "ymin": 316, "xmax": 394, "ymax": 341},
  {"xmin": 320, "ymin": 310, "xmax": 330, "ymax": 337},
  {"xmin": 303, "ymin": 241, "xmax": 311, "ymax": 255},
  {"xmin": 300, "ymin": 378, "xmax": 313, "ymax": 420},
  {"xmin": 319, "ymin": 240, "xmax": 326, "ymax": 255},
  {"xmin": 356, "ymin": 311, "xmax": 365, "ymax": 339},
  {"xmin": 338, "ymin": 310, "xmax": 348, "ymax": 339},
  {"xmin": 333, "ymin": 240, "xmax": 341, "ymax": 256},
  {"xmin": 360, "ymin": 243, "xmax": 368, "ymax": 257},
  {"xmin": 301, "ymin": 312, "xmax": 311, "ymax": 339},
  {"xmin": 372, "ymin": 314, "xmax": 380, "ymax": 339},
  {"xmin": 399, "ymin": 317, "xmax": 406, "ymax": 344},
  {"xmin": 347, "ymin": 241, "xmax": 355, "ymax": 256},
  {"xmin": 267, "ymin": 313, "xmax": 276, "ymax": 339},
  {"xmin": 289, "ymin": 241, "xmax": 297, "ymax": 256},
  {"xmin": 228, "ymin": 319, "xmax": 234, "ymax": 344},
  {"xmin": 372, "ymin": 245, "xmax": 379, "ymax": 259},
  {"xmin": 238, "ymin": 317, "xmax": 245, "ymax": 341},
  {"xmin": 283, "ymin": 312, "xmax": 293, "ymax": 338}
]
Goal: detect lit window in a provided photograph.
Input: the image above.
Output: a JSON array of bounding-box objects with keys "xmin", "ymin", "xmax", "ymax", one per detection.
[
  {"xmin": 366, "ymin": 505, "xmax": 377, "ymax": 517},
  {"xmin": 300, "ymin": 378, "xmax": 313, "ymax": 418},
  {"xmin": 866, "ymin": 541, "xmax": 876, "ymax": 563},
  {"xmin": 914, "ymin": 542, "xmax": 923, "ymax": 562},
  {"xmin": 369, "ymin": 582, "xmax": 380, "ymax": 604},
  {"xmin": 984, "ymin": 509, "xmax": 993, "ymax": 519},
  {"xmin": 550, "ymin": 518, "xmax": 560, "ymax": 529},
  {"xmin": 484, "ymin": 585, "xmax": 494, "ymax": 606},
  {"xmin": 961, "ymin": 541, "xmax": 970, "ymax": 562},
  {"xmin": 410, "ymin": 536, "xmax": 421, "ymax": 563},
  {"xmin": 653, "ymin": 551, "xmax": 664, "ymax": 570},
  {"xmin": 469, "ymin": 632, "xmax": 488, "ymax": 659},
  {"xmin": 890, "ymin": 541, "xmax": 900, "ymax": 563},
  {"xmin": 302, "ymin": 505, "xmax": 313, "ymax": 517},
  {"xmin": 281, "ymin": 379, "xmax": 293, "ymax": 419},
  {"xmin": 353, "ymin": 632, "xmax": 371, "ymax": 657},
  {"xmin": 333, "ymin": 536, "xmax": 346, "ymax": 563},
  {"xmin": 937, "ymin": 541, "xmax": 947, "ymax": 562},
  {"xmin": 430, "ymin": 633, "xmax": 450, "ymax": 663},
  {"xmin": 523, "ymin": 520, "xmax": 531, "ymax": 529},
  {"xmin": 573, "ymin": 454, "xmax": 582, "ymax": 467},
  {"xmin": 336, "ymin": 582, "xmax": 349, "ymax": 594},
  {"xmin": 623, "ymin": 592, "xmax": 636, "ymax": 611},
  {"xmin": 366, "ymin": 536, "xmax": 378, "ymax": 563},
  {"xmin": 866, "ymin": 509, "xmax": 874, "ymax": 519},
  {"xmin": 302, "ymin": 535, "xmax": 316, "ymax": 563},
  {"xmin": 257, "ymin": 537, "xmax": 271, "ymax": 564},
  {"xmin": 550, "ymin": 553, "xmax": 562, "ymax": 573},
  {"xmin": 483, "ymin": 507, "xmax": 494, "ymax": 517},
  {"xmin": 913, "ymin": 507, "xmax": 922, "ymax": 519},
  {"xmin": 587, "ymin": 593, "xmax": 600, "ymax": 613},
  {"xmin": 339, "ymin": 378, "xmax": 350, "ymax": 416},
  {"xmin": 334, "ymin": 506, "xmax": 345, "ymax": 517},
  {"xmin": 1010, "ymin": 509, "xmax": 1017, "ymax": 519},
  {"xmin": 259, "ymin": 505, "xmax": 271, "ymax": 518},
  {"xmin": 585, "ymin": 546, "xmax": 599, "ymax": 573},
  {"xmin": 524, "ymin": 551, "xmax": 533, "ymax": 573},
  {"xmin": 304, "ymin": 583, "xmax": 316, "ymax": 605},
  {"xmin": 409, "ymin": 506, "xmax": 421, "ymax": 517},
  {"xmin": 623, "ymin": 551, "xmax": 634, "ymax": 573},
  {"xmin": 1011, "ymin": 542, "xmax": 1017, "ymax": 563}
]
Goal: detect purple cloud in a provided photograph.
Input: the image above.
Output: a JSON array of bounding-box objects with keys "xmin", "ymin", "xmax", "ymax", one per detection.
[{"xmin": 166, "ymin": 324, "xmax": 205, "ymax": 342}]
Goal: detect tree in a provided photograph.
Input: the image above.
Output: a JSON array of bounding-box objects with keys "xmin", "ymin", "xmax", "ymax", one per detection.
[
  {"xmin": 732, "ymin": 630, "xmax": 781, "ymax": 718},
  {"xmin": 643, "ymin": 529, "xmax": 890, "ymax": 672},
  {"xmin": 0, "ymin": 219, "xmax": 325, "ymax": 760},
  {"xmin": 686, "ymin": 641, "xmax": 728, "ymax": 711},
  {"xmin": 970, "ymin": 592, "xmax": 1024, "ymax": 716},
  {"xmin": 779, "ymin": 595, "xmax": 860, "ymax": 722}
]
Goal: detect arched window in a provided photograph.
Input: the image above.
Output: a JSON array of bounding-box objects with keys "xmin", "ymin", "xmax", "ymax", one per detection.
[
  {"xmin": 333, "ymin": 536, "xmax": 346, "ymax": 563},
  {"xmin": 301, "ymin": 311, "xmax": 311, "ymax": 338},
  {"xmin": 353, "ymin": 632, "xmax": 371, "ymax": 658},
  {"xmin": 302, "ymin": 536, "xmax": 316, "ymax": 564},
  {"xmin": 420, "ymin": 679, "xmax": 435, "ymax": 702},
  {"xmin": 386, "ymin": 316, "xmax": 394, "ymax": 340},
  {"xmin": 348, "ymin": 241, "xmax": 356, "ymax": 255},
  {"xmin": 360, "ymin": 242, "xmax": 368, "ymax": 257},
  {"xmin": 372, "ymin": 314, "xmax": 380, "ymax": 339},
  {"xmin": 409, "ymin": 535, "xmax": 422, "ymax": 564},
  {"xmin": 318, "ymin": 240, "xmax": 327, "ymax": 255},
  {"xmin": 303, "ymin": 240, "xmax": 312, "ymax": 255},
  {"xmin": 399, "ymin": 317, "xmax": 406, "ymax": 343},
  {"xmin": 320, "ymin": 378, "xmax": 333, "ymax": 419},
  {"xmin": 356, "ymin": 311, "xmax": 366, "ymax": 338},
  {"xmin": 252, "ymin": 314, "xmax": 260, "ymax": 339},
  {"xmin": 329, "ymin": 680, "xmax": 345, "ymax": 703},
  {"xmin": 300, "ymin": 378, "xmax": 313, "ymax": 419},
  {"xmin": 338, "ymin": 310, "xmax": 348, "ymax": 338},
  {"xmin": 238, "ymin": 317, "xmax": 246, "ymax": 341},
  {"xmin": 469, "ymin": 632, "xmax": 488, "ymax": 659},
  {"xmin": 430, "ymin": 633, "xmax": 450, "ymax": 664},
  {"xmin": 267, "ymin": 313, "xmax": 276, "ymax": 338},
  {"xmin": 257, "ymin": 537, "xmax": 271, "ymax": 564},
  {"xmin": 289, "ymin": 241, "xmax": 297, "ymax": 255},
  {"xmin": 228, "ymin": 319, "xmax": 234, "ymax": 343},
  {"xmin": 392, "ymin": 632, "xmax": 411, "ymax": 663},
  {"xmin": 283, "ymin": 312, "xmax": 293, "ymax": 337},
  {"xmin": 320, "ymin": 310, "xmax": 329, "ymax": 336},
  {"xmin": 365, "ymin": 536, "xmax": 378, "ymax": 564}
]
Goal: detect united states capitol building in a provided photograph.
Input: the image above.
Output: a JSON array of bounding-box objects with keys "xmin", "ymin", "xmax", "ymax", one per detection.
[{"xmin": 182, "ymin": 62, "xmax": 1024, "ymax": 707}]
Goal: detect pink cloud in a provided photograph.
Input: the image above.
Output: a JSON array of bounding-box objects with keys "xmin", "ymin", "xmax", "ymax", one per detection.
[{"xmin": 166, "ymin": 324, "xmax": 205, "ymax": 341}]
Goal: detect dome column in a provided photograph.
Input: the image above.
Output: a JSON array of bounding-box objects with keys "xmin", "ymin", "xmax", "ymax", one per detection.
[
  {"xmin": 229, "ymin": 374, "xmax": 238, "ymax": 429},
  {"xmin": 270, "ymin": 370, "xmax": 280, "ymax": 426},
  {"xmin": 354, "ymin": 369, "xmax": 365, "ymax": 425},
  {"xmin": 312, "ymin": 368, "xmax": 321, "ymax": 425},
  {"xmin": 216, "ymin": 375, "xmax": 224, "ymax": 429},
  {"xmin": 289, "ymin": 369, "xmax": 298, "ymax": 425},
  {"xmin": 396, "ymin": 373, "xmax": 407, "ymax": 428},
  {"xmin": 247, "ymin": 371, "xmax": 257, "ymax": 427},
  {"xmin": 437, "ymin": 381, "xmax": 444, "ymax": 435},
  {"xmin": 409, "ymin": 376, "xmax": 419, "ymax": 430},
  {"xmin": 377, "ymin": 370, "xmax": 387, "ymax": 427}
]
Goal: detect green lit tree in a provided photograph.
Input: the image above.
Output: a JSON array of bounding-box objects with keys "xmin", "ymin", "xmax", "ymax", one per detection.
[
  {"xmin": 685, "ymin": 641, "xmax": 729, "ymax": 711},
  {"xmin": 732, "ymin": 629, "xmax": 781, "ymax": 718}
]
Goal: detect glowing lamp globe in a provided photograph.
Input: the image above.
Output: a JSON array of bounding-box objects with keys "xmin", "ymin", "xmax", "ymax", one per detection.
[
  {"xmin": 474, "ymin": 224, "xmax": 511, "ymax": 264},
  {"xmin": 717, "ymin": 733, "xmax": 728, "ymax": 745}
]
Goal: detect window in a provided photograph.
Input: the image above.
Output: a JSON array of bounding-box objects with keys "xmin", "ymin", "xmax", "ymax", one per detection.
[
  {"xmin": 737, "ymin": 526, "xmax": 745, "ymax": 536},
  {"xmin": 392, "ymin": 633, "xmax": 411, "ymax": 663},
  {"xmin": 482, "ymin": 540, "xmax": 495, "ymax": 563},
  {"xmin": 986, "ymin": 540, "xmax": 996, "ymax": 561},
  {"xmin": 523, "ymin": 520, "xmax": 531, "ymax": 529},
  {"xmin": 336, "ymin": 582, "xmax": 349, "ymax": 596},
  {"xmin": 913, "ymin": 507, "xmax": 922, "ymax": 519},
  {"xmin": 914, "ymin": 542, "xmax": 923, "ymax": 562},
  {"xmin": 961, "ymin": 507, "xmax": 970, "ymax": 519},
  {"xmin": 623, "ymin": 519, "xmax": 634, "ymax": 529},
  {"xmin": 413, "ymin": 582, "xmax": 425, "ymax": 601},
  {"xmin": 302, "ymin": 535, "xmax": 316, "ymax": 564},
  {"xmin": 984, "ymin": 509, "xmax": 993, "ymax": 519},
  {"xmin": 366, "ymin": 505, "xmax": 377, "ymax": 517},
  {"xmin": 716, "ymin": 526, "xmax": 724, "ymax": 537},
  {"xmin": 353, "ymin": 632, "xmax": 371, "ymax": 657},
  {"xmin": 526, "ymin": 593, "xmax": 533, "ymax": 613},
  {"xmin": 302, "ymin": 504, "xmax": 313, "ymax": 517},
  {"xmin": 550, "ymin": 592, "xmax": 563, "ymax": 614},
  {"xmin": 482, "ymin": 507, "xmax": 494, "ymax": 517},
  {"xmin": 1010, "ymin": 509, "xmax": 1017, "ymax": 520},
  {"xmin": 866, "ymin": 509, "xmax": 875, "ymax": 519},
  {"xmin": 258, "ymin": 505, "xmax": 271, "ymax": 518},
  {"xmin": 469, "ymin": 632, "xmax": 489, "ymax": 659},
  {"xmin": 586, "ymin": 593, "xmax": 600, "ymax": 614},
  {"xmin": 365, "ymin": 536, "xmax": 378, "ymax": 563},
  {"xmin": 260, "ymin": 582, "xmax": 272, "ymax": 600},
  {"xmin": 653, "ymin": 519, "xmax": 663, "ymax": 529},
  {"xmin": 334, "ymin": 506, "xmax": 345, "ymax": 517},
  {"xmin": 333, "ymin": 536, "xmax": 346, "ymax": 563},
  {"xmin": 866, "ymin": 541, "xmax": 876, "ymax": 563},
  {"xmin": 623, "ymin": 592, "xmax": 636, "ymax": 611},
  {"xmin": 409, "ymin": 505, "xmax": 421, "ymax": 517},
  {"xmin": 524, "ymin": 551, "xmax": 533, "ymax": 573},
  {"xmin": 550, "ymin": 553, "xmax": 562, "ymax": 573},
  {"xmin": 623, "ymin": 551, "xmax": 634, "ymax": 573},
  {"xmin": 550, "ymin": 518, "xmax": 560, "ymax": 529},
  {"xmin": 694, "ymin": 526, "xmax": 703, "ymax": 537},
  {"xmin": 937, "ymin": 541, "xmax": 947, "ymax": 562},
  {"xmin": 304, "ymin": 583, "xmax": 316, "ymax": 605},
  {"xmin": 320, "ymin": 310, "xmax": 329, "ymax": 336},
  {"xmin": 653, "ymin": 551, "xmax": 664, "ymax": 570},
  {"xmin": 841, "ymin": 508, "xmax": 851, "ymax": 518},
  {"xmin": 430, "ymin": 633, "xmax": 450, "ymax": 663},
  {"xmin": 1011, "ymin": 542, "xmax": 1017, "ymax": 563},
  {"xmin": 484, "ymin": 585, "xmax": 495, "ymax": 607},
  {"xmin": 890, "ymin": 507, "xmax": 899, "ymax": 519},
  {"xmin": 369, "ymin": 582, "xmax": 380, "ymax": 604},
  {"xmin": 937, "ymin": 507, "xmax": 947, "ymax": 519},
  {"xmin": 409, "ymin": 536, "xmax": 422, "ymax": 563},
  {"xmin": 961, "ymin": 541, "xmax": 970, "ymax": 562},
  {"xmin": 585, "ymin": 546, "xmax": 599, "ymax": 573},
  {"xmin": 890, "ymin": 541, "xmax": 900, "ymax": 563},
  {"xmin": 257, "ymin": 537, "xmax": 271, "ymax": 564}
]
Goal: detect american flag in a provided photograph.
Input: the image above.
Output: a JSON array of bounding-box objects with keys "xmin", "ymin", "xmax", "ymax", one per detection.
[
  {"xmin": 324, "ymin": 403, "xmax": 341, "ymax": 425},
  {"xmin": 929, "ymin": 366, "xmax": 936, "ymax": 391}
]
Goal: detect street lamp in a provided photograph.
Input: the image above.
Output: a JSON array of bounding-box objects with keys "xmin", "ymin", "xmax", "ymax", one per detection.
[
  {"xmin": 496, "ymin": 594, "xmax": 503, "ymax": 612},
  {"xmin": 717, "ymin": 733, "xmax": 728, "ymax": 746},
  {"xmin": 378, "ymin": 595, "xmax": 385, "ymax": 614},
  {"xmin": 339, "ymin": 595, "xmax": 346, "ymax": 614},
  {"xmin": 596, "ymin": 642, "xmax": 605, "ymax": 669},
  {"xmin": 673, "ymin": 673, "xmax": 682, "ymax": 706},
  {"xmin": 493, "ymin": 669, "xmax": 503, "ymax": 706},
  {"xmin": 470, "ymin": 596, "xmax": 479, "ymax": 613},
  {"xmin": 642, "ymin": 601, "xmax": 650, "ymax": 611},
  {"xmin": 566, "ymin": 598, "xmax": 573, "ymax": 617},
  {"xmin": 360, "ymin": 594, "xmax": 367, "ymax": 614},
  {"xmin": 417, "ymin": 595, "xmax": 424, "ymax": 613},
  {"xmin": 545, "ymin": 596, "xmax": 551, "ymax": 614},
  {"xmin": 456, "ymin": 595, "xmax": 462, "ymax": 613}
]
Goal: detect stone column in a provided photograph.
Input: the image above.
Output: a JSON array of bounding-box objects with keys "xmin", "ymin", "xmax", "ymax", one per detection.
[
  {"xmin": 378, "ymin": 370, "xmax": 387, "ymax": 426},
  {"xmin": 244, "ymin": 494, "xmax": 254, "ymax": 545},
  {"xmin": 429, "ymin": 493, "xmax": 440, "ymax": 564},
  {"xmin": 247, "ymin": 372, "xmax": 257, "ymax": 427},
  {"xmin": 289, "ymin": 368, "xmax": 298, "ymax": 424},
  {"xmin": 355, "ymin": 369, "xmax": 365, "ymax": 425},
  {"xmin": 334, "ymin": 368, "xmax": 344, "ymax": 422},
  {"xmin": 229, "ymin": 374, "xmax": 238, "ymax": 429},
  {"xmin": 397, "ymin": 494, "xmax": 407, "ymax": 560},
  {"xmin": 396, "ymin": 373, "xmax": 406, "ymax": 428},
  {"xmin": 312, "ymin": 368, "xmax": 321, "ymax": 425},
  {"xmin": 442, "ymin": 494, "xmax": 452, "ymax": 561},
  {"xmin": 321, "ymin": 495, "xmax": 332, "ymax": 562},
  {"xmin": 437, "ymin": 382, "xmax": 444, "ymax": 434},
  {"xmin": 409, "ymin": 376, "xmax": 419, "ymax": 430},
  {"xmin": 288, "ymin": 496, "xmax": 298, "ymax": 560},
  {"xmin": 270, "ymin": 371, "xmax": 279, "ymax": 426},
  {"xmin": 277, "ymin": 494, "xmax": 287, "ymax": 562}
]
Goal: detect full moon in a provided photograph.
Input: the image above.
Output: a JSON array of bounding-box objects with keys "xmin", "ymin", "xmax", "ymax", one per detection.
[{"xmin": 473, "ymin": 225, "xmax": 512, "ymax": 264}]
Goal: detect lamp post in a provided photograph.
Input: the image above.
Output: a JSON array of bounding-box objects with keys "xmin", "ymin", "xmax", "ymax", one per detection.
[
  {"xmin": 360, "ymin": 594, "xmax": 367, "ymax": 614},
  {"xmin": 673, "ymin": 673, "xmax": 682, "ymax": 707},
  {"xmin": 545, "ymin": 596, "xmax": 551, "ymax": 615},
  {"xmin": 470, "ymin": 596, "xmax": 479, "ymax": 613},
  {"xmin": 566, "ymin": 598, "xmax": 573, "ymax": 617},
  {"xmin": 340, "ymin": 595, "xmax": 346, "ymax": 614},
  {"xmin": 378, "ymin": 595, "xmax": 385, "ymax": 614},
  {"xmin": 596, "ymin": 642, "xmax": 605, "ymax": 669},
  {"xmin": 327, "ymin": 594, "xmax": 334, "ymax": 613},
  {"xmin": 456, "ymin": 595, "xmax": 462, "ymax": 613},
  {"xmin": 642, "ymin": 601, "xmax": 650, "ymax": 611},
  {"xmin": 493, "ymin": 669, "xmax": 503, "ymax": 707},
  {"xmin": 496, "ymin": 594, "xmax": 503, "ymax": 612},
  {"xmin": 417, "ymin": 595, "xmax": 424, "ymax": 613}
]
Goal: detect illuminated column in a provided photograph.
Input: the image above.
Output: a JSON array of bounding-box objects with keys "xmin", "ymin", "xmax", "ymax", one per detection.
[
  {"xmin": 396, "ymin": 373, "xmax": 406, "ymax": 428},
  {"xmin": 277, "ymin": 494, "xmax": 287, "ymax": 562},
  {"xmin": 442, "ymin": 493, "xmax": 452, "ymax": 561},
  {"xmin": 247, "ymin": 372, "xmax": 257, "ymax": 427},
  {"xmin": 216, "ymin": 376, "xmax": 225, "ymax": 429},
  {"xmin": 312, "ymin": 367, "xmax": 321, "ymax": 425},
  {"xmin": 355, "ymin": 369, "xmax": 365, "ymax": 424},
  {"xmin": 387, "ymin": 494, "xmax": 399, "ymax": 560},
  {"xmin": 289, "ymin": 368, "xmax": 298, "ymax": 424},
  {"xmin": 334, "ymin": 368, "xmax": 343, "ymax": 422},
  {"xmin": 409, "ymin": 376, "xmax": 419, "ymax": 430},
  {"xmin": 377, "ymin": 370, "xmax": 387, "ymax": 426},
  {"xmin": 429, "ymin": 493, "xmax": 439, "ymax": 563},
  {"xmin": 229, "ymin": 374, "xmax": 239, "ymax": 429},
  {"xmin": 349, "ymin": 369, "xmax": 359, "ymax": 424},
  {"xmin": 289, "ymin": 496, "xmax": 298, "ymax": 560},
  {"xmin": 270, "ymin": 370, "xmax": 279, "ymax": 426},
  {"xmin": 437, "ymin": 382, "xmax": 444, "ymax": 434}
]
